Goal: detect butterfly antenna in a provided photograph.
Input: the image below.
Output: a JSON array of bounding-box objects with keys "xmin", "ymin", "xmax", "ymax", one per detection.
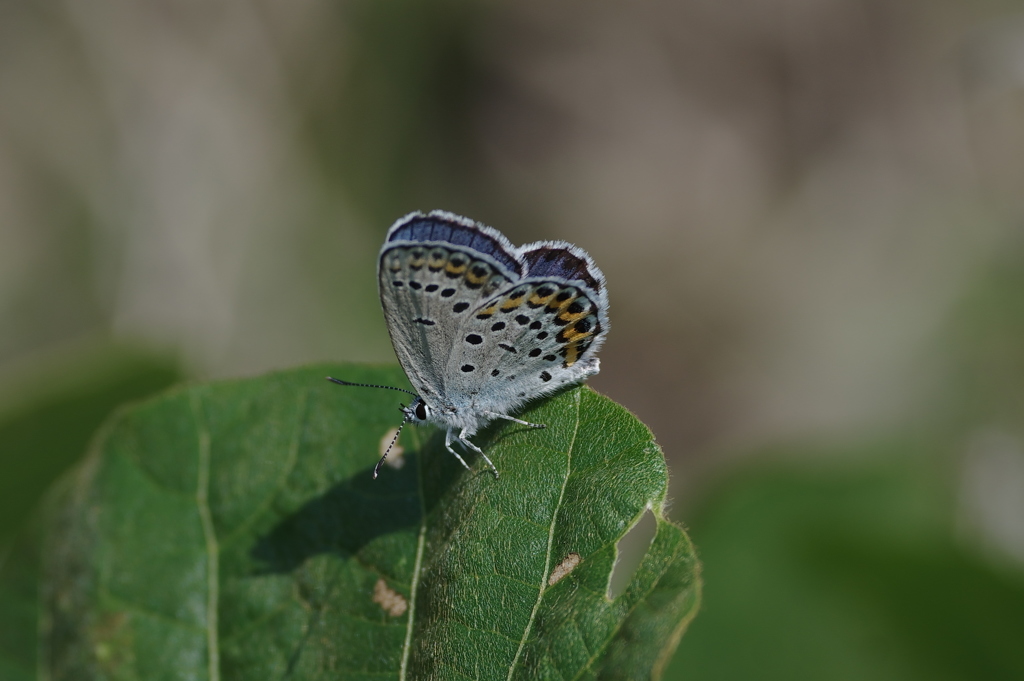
[
  {"xmin": 374, "ymin": 419, "xmax": 408, "ymax": 479},
  {"xmin": 326, "ymin": 376, "xmax": 417, "ymax": 397}
]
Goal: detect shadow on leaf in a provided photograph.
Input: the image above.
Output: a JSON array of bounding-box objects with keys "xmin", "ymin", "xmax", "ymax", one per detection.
[
  {"xmin": 251, "ymin": 429, "xmax": 472, "ymax": 574},
  {"xmin": 250, "ymin": 453, "xmax": 424, "ymax": 573}
]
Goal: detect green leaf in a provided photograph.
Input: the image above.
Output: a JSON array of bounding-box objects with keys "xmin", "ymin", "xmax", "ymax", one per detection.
[
  {"xmin": 0, "ymin": 531, "xmax": 39, "ymax": 681},
  {"xmin": 0, "ymin": 345, "xmax": 181, "ymax": 546},
  {"xmin": 0, "ymin": 345, "xmax": 181, "ymax": 679},
  {"xmin": 37, "ymin": 364, "xmax": 700, "ymax": 680}
]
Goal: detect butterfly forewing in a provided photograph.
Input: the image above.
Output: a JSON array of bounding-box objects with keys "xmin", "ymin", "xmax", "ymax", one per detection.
[{"xmin": 378, "ymin": 237, "xmax": 519, "ymax": 404}]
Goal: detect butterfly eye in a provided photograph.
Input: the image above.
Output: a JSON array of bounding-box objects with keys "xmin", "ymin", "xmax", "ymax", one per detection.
[{"xmin": 415, "ymin": 401, "xmax": 428, "ymax": 420}]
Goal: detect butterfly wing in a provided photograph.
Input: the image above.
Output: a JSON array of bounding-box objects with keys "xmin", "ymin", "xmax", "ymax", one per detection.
[
  {"xmin": 378, "ymin": 211, "xmax": 525, "ymax": 405},
  {"xmin": 442, "ymin": 241, "xmax": 610, "ymax": 415}
]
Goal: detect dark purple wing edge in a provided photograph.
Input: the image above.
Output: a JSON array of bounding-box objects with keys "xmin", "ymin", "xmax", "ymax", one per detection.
[
  {"xmin": 386, "ymin": 210, "xmax": 523, "ymax": 277},
  {"xmin": 519, "ymin": 242, "xmax": 605, "ymax": 294}
]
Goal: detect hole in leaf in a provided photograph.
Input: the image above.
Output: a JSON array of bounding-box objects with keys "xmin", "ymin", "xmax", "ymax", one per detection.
[{"xmin": 607, "ymin": 507, "xmax": 657, "ymax": 600}]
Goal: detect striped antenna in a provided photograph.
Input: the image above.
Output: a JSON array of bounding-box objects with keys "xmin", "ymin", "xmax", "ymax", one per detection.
[
  {"xmin": 374, "ymin": 418, "xmax": 409, "ymax": 479},
  {"xmin": 327, "ymin": 376, "xmax": 415, "ymax": 479},
  {"xmin": 326, "ymin": 376, "xmax": 417, "ymax": 397}
]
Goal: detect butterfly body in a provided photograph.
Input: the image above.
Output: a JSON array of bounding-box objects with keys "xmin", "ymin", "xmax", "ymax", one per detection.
[{"xmin": 335, "ymin": 210, "xmax": 609, "ymax": 477}]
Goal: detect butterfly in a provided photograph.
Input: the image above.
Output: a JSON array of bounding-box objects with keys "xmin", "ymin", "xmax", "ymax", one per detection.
[{"xmin": 329, "ymin": 210, "xmax": 609, "ymax": 478}]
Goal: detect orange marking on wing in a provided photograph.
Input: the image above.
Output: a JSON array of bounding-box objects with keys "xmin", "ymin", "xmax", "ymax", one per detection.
[
  {"xmin": 500, "ymin": 296, "xmax": 524, "ymax": 311},
  {"xmin": 546, "ymin": 295, "xmax": 572, "ymax": 312},
  {"xmin": 427, "ymin": 251, "xmax": 447, "ymax": 271},
  {"xmin": 476, "ymin": 305, "xmax": 498, "ymax": 319},
  {"xmin": 561, "ymin": 329, "xmax": 594, "ymax": 344},
  {"xmin": 528, "ymin": 289, "xmax": 556, "ymax": 307},
  {"xmin": 557, "ymin": 308, "xmax": 589, "ymax": 325},
  {"xmin": 465, "ymin": 266, "xmax": 490, "ymax": 286}
]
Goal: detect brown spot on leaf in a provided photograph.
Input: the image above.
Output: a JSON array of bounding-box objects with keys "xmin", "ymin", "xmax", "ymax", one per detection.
[
  {"xmin": 373, "ymin": 579, "xmax": 408, "ymax": 617},
  {"xmin": 548, "ymin": 552, "xmax": 581, "ymax": 586}
]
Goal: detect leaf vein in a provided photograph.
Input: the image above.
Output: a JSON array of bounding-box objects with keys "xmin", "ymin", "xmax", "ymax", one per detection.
[
  {"xmin": 506, "ymin": 389, "xmax": 583, "ymax": 680},
  {"xmin": 399, "ymin": 428, "xmax": 427, "ymax": 680},
  {"xmin": 219, "ymin": 388, "xmax": 309, "ymax": 548},
  {"xmin": 191, "ymin": 392, "xmax": 220, "ymax": 681}
]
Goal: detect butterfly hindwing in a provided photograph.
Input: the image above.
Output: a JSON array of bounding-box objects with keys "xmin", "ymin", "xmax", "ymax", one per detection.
[
  {"xmin": 438, "ymin": 279, "xmax": 601, "ymax": 413},
  {"xmin": 442, "ymin": 242, "xmax": 609, "ymax": 415},
  {"xmin": 517, "ymin": 240, "xmax": 609, "ymax": 371}
]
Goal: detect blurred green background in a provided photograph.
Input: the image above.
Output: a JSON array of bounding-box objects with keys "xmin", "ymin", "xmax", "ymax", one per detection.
[{"xmin": 2, "ymin": 0, "xmax": 1024, "ymax": 677}]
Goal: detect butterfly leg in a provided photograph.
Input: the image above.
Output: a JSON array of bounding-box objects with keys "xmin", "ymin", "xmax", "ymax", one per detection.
[
  {"xmin": 483, "ymin": 411, "xmax": 546, "ymax": 429},
  {"xmin": 444, "ymin": 428, "xmax": 472, "ymax": 471},
  {"xmin": 458, "ymin": 429, "xmax": 500, "ymax": 479}
]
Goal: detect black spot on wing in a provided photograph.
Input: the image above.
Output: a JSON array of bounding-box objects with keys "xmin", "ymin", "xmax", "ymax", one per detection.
[{"xmin": 413, "ymin": 317, "xmax": 435, "ymax": 326}]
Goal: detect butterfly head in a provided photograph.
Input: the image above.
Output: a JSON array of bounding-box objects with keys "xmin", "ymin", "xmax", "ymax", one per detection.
[{"xmin": 401, "ymin": 396, "xmax": 431, "ymax": 424}]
